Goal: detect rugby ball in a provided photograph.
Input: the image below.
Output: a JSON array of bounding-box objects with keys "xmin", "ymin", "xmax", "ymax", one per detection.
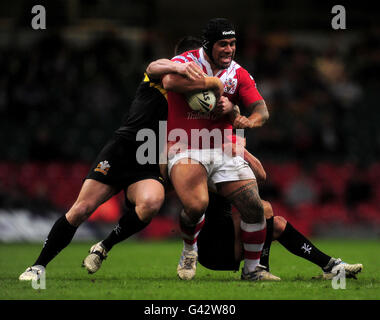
[{"xmin": 186, "ymin": 90, "xmax": 216, "ymax": 113}]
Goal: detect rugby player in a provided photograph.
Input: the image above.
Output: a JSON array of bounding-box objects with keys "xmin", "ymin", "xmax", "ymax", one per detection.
[
  {"xmin": 162, "ymin": 18, "xmax": 269, "ymax": 281},
  {"xmin": 18, "ymin": 39, "xmax": 223, "ymax": 281}
]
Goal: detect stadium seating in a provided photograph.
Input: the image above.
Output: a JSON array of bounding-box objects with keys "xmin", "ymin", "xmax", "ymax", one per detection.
[{"xmin": 0, "ymin": 161, "xmax": 379, "ymax": 237}]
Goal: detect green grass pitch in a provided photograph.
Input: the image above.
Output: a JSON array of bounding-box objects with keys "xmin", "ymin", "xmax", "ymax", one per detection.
[{"xmin": 0, "ymin": 239, "xmax": 379, "ymax": 300}]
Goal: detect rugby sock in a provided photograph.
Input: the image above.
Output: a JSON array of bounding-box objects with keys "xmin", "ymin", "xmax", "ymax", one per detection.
[
  {"xmin": 179, "ymin": 210, "xmax": 205, "ymax": 252},
  {"xmin": 33, "ymin": 215, "xmax": 77, "ymax": 267},
  {"xmin": 241, "ymin": 219, "xmax": 266, "ymax": 273},
  {"xmin": 102, "ymin": 206, "xmax": 149, "ymax": 251},
  {"xmin": 259, "ymin": 217, "xmax": 274, "ymax": 270},
  {"xmin": 277, "ymin": 222, "xmax": 331, "ymax": 268}
]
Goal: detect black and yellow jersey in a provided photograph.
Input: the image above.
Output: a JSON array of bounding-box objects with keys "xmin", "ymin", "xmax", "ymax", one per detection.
[{"xmin": 114, "ymin": 73, "xmax": 168, "ymax": 141}]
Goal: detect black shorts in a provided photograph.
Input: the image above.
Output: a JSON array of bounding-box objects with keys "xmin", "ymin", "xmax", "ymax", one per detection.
[
  {"xmin": 86, "ymin": 135, "xmax": 164, "ymax": 192},
  {"xmin": 197, "ymin": 193, "xmax": 240, "ymax": 271}
]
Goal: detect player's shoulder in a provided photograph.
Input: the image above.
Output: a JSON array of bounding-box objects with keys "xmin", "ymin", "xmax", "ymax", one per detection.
[
  {"xmin": 229, "ymin": 60, "xmax": 247, "ymax": 75},
  {"xmin": 230, "ymin": 61, "xmax": 255, "ymax": 82}
]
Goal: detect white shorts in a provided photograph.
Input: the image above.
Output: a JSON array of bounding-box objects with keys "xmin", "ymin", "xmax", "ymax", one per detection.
[{"xmin": 168, "ymin": 148, "xmax": 255, "ymax": 191}]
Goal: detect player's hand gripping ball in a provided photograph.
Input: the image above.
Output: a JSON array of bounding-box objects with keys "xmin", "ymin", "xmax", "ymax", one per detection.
[{"xmin": 186, "ymin": 90, "xmax": 217, "ymax": 113}]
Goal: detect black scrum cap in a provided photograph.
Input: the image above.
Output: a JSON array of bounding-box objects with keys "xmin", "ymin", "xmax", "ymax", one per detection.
[{"xmin": 202, "ymin": 18, "xmax": 236, "ymax": 62}]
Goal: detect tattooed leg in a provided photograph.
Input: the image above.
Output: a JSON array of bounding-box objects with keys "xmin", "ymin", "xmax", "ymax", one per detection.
[
  {"xmin": 217, "ymin": 180, "xmax": 264, "ymax": 223},
  {"xmin": 217, "ymin": 180, "xmax": 266, "ymax": 274}
]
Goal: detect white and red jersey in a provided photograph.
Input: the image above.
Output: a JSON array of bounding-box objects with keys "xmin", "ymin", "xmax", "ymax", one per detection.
[{"xmin": 167, "ymin": 47, "xmax": 263, "ymax": 149}]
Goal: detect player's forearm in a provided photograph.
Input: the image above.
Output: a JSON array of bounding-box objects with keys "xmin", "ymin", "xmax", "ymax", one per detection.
[
  {"xmin": 243, "ymin": 149, "xmax": 266, "ymax": 181},
  {"xmin": 247, "ymin": 101, "xmax": 269, "ymax": 128},
  {"xmin": 162, "ymin": 74, "xmax": 223, "ymax": 95},
  {"xmin": 146, "ymin": 59, "xmax": 180, "ymax": 80}
]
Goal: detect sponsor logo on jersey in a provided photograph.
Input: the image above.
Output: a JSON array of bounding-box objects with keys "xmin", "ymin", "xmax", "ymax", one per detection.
[
  {"xmin": 186, "ymin": 111, "xmax": 218, "ymax": 120},
  {"xmin": 94, "ymin": 160, "xmax": 111, "ymax": 175},
  {"xmin": 224, "ymin": 78, "xmax": 238, "ymax": 94}
]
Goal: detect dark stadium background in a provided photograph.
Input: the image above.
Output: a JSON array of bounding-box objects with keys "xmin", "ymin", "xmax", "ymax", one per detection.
[{"xmin": 0, "ymin": 0, "xmax": 379, "ymax": 242}]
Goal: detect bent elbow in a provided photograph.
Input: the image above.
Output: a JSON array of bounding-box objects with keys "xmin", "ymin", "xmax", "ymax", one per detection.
[{"xmin": 261, "ymin": 103, "xmax": 270, "ymax": 123}]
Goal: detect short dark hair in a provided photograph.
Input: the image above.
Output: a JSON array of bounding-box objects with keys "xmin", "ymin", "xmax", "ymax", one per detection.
[{"xmin": 174, "ymin": 36, "xmax": 203, "ymax": 55}]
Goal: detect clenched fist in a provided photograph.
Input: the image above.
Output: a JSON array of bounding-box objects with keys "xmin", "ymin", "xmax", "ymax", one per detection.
[{"xmin": 233, "ymin": 115, "xmax": 254, "ymax": 129}]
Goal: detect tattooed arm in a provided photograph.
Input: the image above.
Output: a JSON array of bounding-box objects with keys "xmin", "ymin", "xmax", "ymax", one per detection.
[
  {"xmin": 232, "ymin": 100, "xmax": 269, "ymax": 129},
  {"xmin": 246, "ymin": 100, "xmax": 269, "ymax": 127}
]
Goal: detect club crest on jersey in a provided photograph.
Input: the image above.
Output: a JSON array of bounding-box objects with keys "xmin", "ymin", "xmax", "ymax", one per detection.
[
  {"xmin": 94, "ymin": 160, "xmax": 111, "ymax": 175},
  {"xmin": 224, "ymin": 78, "xmax": 237, "ymax": 94}
]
